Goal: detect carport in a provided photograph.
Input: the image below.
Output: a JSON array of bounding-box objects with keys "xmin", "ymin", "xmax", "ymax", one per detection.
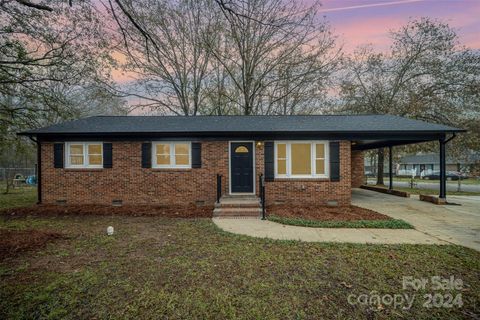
[{"xmin": 352, "ymin": 127, "xmax": 465, "ymax": 201}]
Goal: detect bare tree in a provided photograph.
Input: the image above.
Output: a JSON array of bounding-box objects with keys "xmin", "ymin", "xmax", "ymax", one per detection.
[
  {"xmin": 0, "ymin": 0, "xmax": 125, "ymax": 185},
  {"xmin": 207, "ymin": 0, "xmax": 340, "ymax": 115},
  {"xmin": 261, "ymin": 33, "xmax": 341, "ymax": 115},
  {"xmin": 0, "ymin": 0, "xmax": 121, "ymax": 132},
  {"xmin": 106, "ymin": 0, "xmax": 222, "ymax": 115},
  {"xmin": 339, "ymin": 47, "xmax": 390, "ymax": 184},
  {"xmin": 340, "ymin": 18, "xmax": 480, "ymax": 184},
  {"xmin": 201, "ymin": 52, "xmax": 241, "ymax": 115},
  {"xmin": 107, "ymin": 0, "xmax": 341, "ymax": 116}
]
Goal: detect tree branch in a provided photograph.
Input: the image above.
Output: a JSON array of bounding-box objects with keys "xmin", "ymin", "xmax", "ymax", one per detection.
[{"xmin": 14, "ymin": 0, "xmax": 53, "ymax": 11}]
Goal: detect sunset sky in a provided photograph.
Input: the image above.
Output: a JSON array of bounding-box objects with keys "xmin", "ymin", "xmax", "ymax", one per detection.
[
  {"xmin": 110, "ymin": 0, "xmax": 480, "ymax": 84},
  {"xmin": 319, "ymin": 0, "xmax": 480, "ymax": 52}
]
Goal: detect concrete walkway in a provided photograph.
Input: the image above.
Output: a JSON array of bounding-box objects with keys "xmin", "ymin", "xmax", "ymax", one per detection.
[
  {"xmin": 213, "ymin": 218, "xmax": 446, "ymax": 245},
  {"xmin": 213, "ymin": 188, "xmax": 480, "ymax": 248}
]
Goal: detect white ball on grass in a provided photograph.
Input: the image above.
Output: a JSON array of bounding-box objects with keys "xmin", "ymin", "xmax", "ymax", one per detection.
[{"xmin": 107, "ymin": 226, "xmax": 114, "ymax": 235}]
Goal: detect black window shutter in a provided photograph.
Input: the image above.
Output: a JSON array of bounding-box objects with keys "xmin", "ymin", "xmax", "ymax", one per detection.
[
  {"xmin": 330, "ymin": 141, "xmax": 340, "ymax": 181},
  {"xmin": 103, "ymin": 143, "xmax": 113, "ymax": 168},
  {"xmin": 264, "ymin": 141, "xmax": 274, "ymax": 182},
  {"xmin": 53, "ymin": 143, "xmax": 64, "ymax": 168},
  {"xmin": 141, "ymin": 142, "xmax": 152, "ymax": 168},
  {"xmin": 191, "ymin": 142, "xmax": 201, "ymax": 168}
]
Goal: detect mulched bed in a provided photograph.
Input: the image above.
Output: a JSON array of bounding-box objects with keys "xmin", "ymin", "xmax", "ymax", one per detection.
[
  {"xmin": 267, "ymin": 205, "xmax": 392, "ymax": 221},
  {"xmin": 0, "ymin": 229, "xmax": 64, "ymax": 260},
  {"xmin": 0, "ymin": 204, "xmax": 213, "ymax": 218}
]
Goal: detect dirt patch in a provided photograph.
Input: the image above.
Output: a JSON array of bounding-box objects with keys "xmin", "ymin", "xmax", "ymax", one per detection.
[
  {"xmin": 267, "ymin": 205, "xmax": 391, "ymax": 221},
  {"xmin": 0, "ymin": 204, "xmax": 213, "ymax": 218},
  {"xmin": 0, "ymin": 229, "xmax": 64, "ymax": 260}
]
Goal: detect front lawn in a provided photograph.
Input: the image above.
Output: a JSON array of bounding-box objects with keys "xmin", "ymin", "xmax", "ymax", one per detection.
[
  {"xmin": 0, "ymin": 185, "xmax": 37, "ymax": 209},
  {"xmin": 0, "ymin": 214, "xmax": 479, "ymax": 319}
]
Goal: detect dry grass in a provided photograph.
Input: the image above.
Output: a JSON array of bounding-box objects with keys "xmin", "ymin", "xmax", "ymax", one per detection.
[{"xmin": 0, "ymin": 214, "xmax": 478, "ymax": 319}]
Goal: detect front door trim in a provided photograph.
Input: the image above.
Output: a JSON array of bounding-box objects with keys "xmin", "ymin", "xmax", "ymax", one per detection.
[{"xmin": 229, "ymin": 141, "xmax": 255, "ymax": 195}]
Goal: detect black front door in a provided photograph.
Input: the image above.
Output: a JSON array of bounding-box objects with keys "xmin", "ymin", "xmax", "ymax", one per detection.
[{"xmin": 230, "ymin": 142, "xmax": 254, "ymax": 193}]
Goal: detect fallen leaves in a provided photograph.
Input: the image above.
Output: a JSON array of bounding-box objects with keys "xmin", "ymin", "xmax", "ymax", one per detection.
[
  {"xmin": 1, "ymin": 204, "xmax": 213, "ymax": 218},
  {"xmin": 267, "ymin": 205, "xmax": 392, "ymax": 221},
  {"xmin": 0, "ymin": 229, "xmax": 64, "ymax": 260}
]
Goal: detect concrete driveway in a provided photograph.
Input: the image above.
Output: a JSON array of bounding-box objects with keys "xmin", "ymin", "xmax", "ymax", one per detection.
[{"xmin": 352, "ymin": 188, "xmax": 480, "ymax": 251}]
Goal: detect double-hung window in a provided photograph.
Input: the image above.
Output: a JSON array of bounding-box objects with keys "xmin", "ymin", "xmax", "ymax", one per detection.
[
  {"xmin": 275, "ymin": 141, "xmax": 329, "ymax": 178},
  {"xmin": 66, "ymin": 142, "xmax": 103, "ymax": 168},
  {"xmin": 153, "ymin": 142, "xmax": 191, "ymax": 168}
]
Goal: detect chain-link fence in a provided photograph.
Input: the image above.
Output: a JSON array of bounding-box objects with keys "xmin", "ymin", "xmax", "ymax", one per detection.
[{"xmin": 0, "ymin": 168, "xmax": 36, "ymax": 182}]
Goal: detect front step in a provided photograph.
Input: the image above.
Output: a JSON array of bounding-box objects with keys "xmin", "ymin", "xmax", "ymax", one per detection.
[
  {"xmin": 213, "ymin": 195, "xmax": 262, "ymax": 218},
  {"xmin": 221, "ymin": 194, "xmax": 258, "ymax": 199},
  {"xmin": 215, "ymin": 198, "xmax": 260, "ymax": 208},
  {"xmin": 213, "ymin": 207, "xmax": 262, "ymax": 217}
]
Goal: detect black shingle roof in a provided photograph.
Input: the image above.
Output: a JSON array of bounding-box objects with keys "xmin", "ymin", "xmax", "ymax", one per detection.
[{"xmin": 20, "ymin": 115, "xmax": 463, "ymax": 135}]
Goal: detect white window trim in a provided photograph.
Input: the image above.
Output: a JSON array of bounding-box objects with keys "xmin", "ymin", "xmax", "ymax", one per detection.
[
  {"xmin": 274, "ymin": 141, "xmax": 329, "ymax": 179},
  {"xmin": 65, "ymin": 142, "xmax": 103, "ymax": 169},
  {"xmin": 152, "ymin": 141, "xmax": 192, "ymax": 169}
]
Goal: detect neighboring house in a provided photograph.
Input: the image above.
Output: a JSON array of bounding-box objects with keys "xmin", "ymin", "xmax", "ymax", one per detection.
[
  {"xmin": 20, "ymin": 115, "xmax": 462, "ymax": 209},
  {"xmin": 398, "ymin": 153, "xmax": 480, "ymax": 176}
]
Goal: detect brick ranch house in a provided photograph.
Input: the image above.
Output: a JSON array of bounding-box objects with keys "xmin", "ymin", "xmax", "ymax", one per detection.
[{"xmin": 20, "ymin": 115, "xmax": 462, "ymax": 213}]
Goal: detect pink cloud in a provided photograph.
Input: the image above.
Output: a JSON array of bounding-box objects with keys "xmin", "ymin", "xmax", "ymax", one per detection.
[
  {"xmin": 333, "ymin": 16, "xmax": 406, "ymax": 53},
  {"xmin": 322, "ymin": 0, "xmax": 480, "ymax": 53},
  {"xmin": 106, "ymin": 0, "xmax": 480, "ymax": 84}
]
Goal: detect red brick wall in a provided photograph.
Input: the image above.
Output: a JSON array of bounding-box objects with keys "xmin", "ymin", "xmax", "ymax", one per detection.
[
  {"xmin": 41, "ymin": 141, "xmax": 229, "ymax": 206},
  {"xmin": 257, "ymin": 141, "xmax": 352, "ymax": 206},
  {"xmin": 41, "ymin": 140, "xmax": 353, "ymax": 207},
  {"xmin": 351, "ymin": 150, "xmax": 365, "ymax": 188}
]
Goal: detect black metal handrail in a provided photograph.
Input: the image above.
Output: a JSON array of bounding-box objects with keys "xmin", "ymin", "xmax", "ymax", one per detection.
[
  {"xmin": 259, "ymin": 174, "xmax": 266, "ymax": 220},
  {"xmin": 216, "ymin": 174, "xmax": 222, "ymax": 203}
]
